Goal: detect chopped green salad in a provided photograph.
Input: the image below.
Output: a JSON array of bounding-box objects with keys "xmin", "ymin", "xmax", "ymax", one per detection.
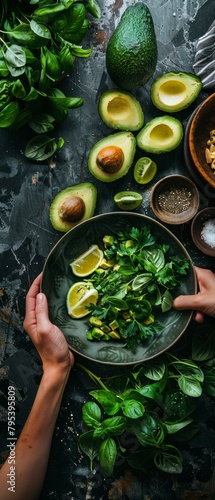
[{"xmin": 84, "ymin": 225, "xmax": 190, "ymax": 350}]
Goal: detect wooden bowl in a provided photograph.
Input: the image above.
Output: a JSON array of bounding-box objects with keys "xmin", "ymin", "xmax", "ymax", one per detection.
[
  {"xmin": 150, "ymin": 174, "xmax": 200, "ymax": 225},
  {"xmin": 189, "ymin": 93, "xmax": 215, "ymax": 189},
  {"xmin": 191, "ymin": 206, "xmax": 215, "ymax": 256}
]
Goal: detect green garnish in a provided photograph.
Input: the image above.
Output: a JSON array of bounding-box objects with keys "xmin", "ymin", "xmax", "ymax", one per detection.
[{"xmin": 85, "ymin": 225, "xmax": 190, "ymax": 350}]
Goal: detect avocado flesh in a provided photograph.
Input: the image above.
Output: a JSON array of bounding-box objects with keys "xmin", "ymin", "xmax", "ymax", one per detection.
[
  {"xmin": 151, "ymin": 72, "xmax": 202, "ymax": 112},
  {"xmin": 106, "ymin": 3, "xmax": 157, "ymax": 91},
  {"xmin": 49, "ymin": 182, "xmax": 97, "ymax": 232},
  {"xmin": 137, "ymin": 116, "xmax": 183, "ymax": 153},
  {"xmin": 88, "ymin": 131, "xmax": 136, "ymax": 182},
  {"xmin": 99, "ymin": 90, "xmax": 144, "ymax": 131}
]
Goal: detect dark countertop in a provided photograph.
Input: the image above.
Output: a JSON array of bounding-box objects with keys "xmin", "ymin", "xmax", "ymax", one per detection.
[{"xmin": 1, "ymin": 1, "xmax": 215, "ymax": 498}]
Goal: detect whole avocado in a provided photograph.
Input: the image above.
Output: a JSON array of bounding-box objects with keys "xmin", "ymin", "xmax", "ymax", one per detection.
[{"xmin": 106, "ymin": 3, "xmax": 157, "ymax": 91}]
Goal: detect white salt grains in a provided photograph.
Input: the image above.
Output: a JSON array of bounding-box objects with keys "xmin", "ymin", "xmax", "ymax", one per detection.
[{"xmin": 201, "ymin": 218, "xmax": 215, "ymax": 248}]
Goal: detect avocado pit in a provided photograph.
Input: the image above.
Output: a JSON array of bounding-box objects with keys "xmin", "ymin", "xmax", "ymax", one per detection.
[
  {"xmin": 96, "ymin": 145, "xmax": 124, "ymax": 173},
  {"xmin": 58, "ymin": 196, "xmax": 85, "ymax": 223}
]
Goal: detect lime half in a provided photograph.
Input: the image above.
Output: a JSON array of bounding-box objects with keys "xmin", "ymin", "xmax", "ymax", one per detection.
[
  {"xmin": 134, "ymin": 157, "xmax": 157, "ymax": 184},
  {"xmin": 114, "ymin": 191, "xmax": 143, "ymax": 210}
]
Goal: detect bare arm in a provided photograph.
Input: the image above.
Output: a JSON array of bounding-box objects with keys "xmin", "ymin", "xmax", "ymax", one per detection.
[
  {"xmin": 0, "ymin": 274, "xmax": 74, "ymax": 500},
  {"xmin": 173, "ymin": 266, "xmax": 215, "ymax": 322}
]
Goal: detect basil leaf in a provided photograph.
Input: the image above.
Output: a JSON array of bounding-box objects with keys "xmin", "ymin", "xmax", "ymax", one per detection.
[
  {"xmin": 79, "ymin": 430, "xmax": 100, "ymax": 471},
  {"xmin": 6, "ymin": 24, "xmax": 48, "ymax": 49},
  {"xmin": 82, "ymin": 401, "xmax": 101, "ymax": 428},
  {"xmin": 161, "ymin": 289, "xmax": 173, "ymax": 312},
  {"xmin": 178, "ymin": 375, "xmax": 202, "ymax": 397},
  {"xmin": 140, "ymin": 358, "xmax": 166, "ymax": 381},
  {"xmin": 30, "ymin": 19, "xmax": 52, "ymax": 40},
  {"xmin": 86, "ymin": 0, "xmax": 101, "ymax": 18},
  {"xmin": 24, "ymin": 135, "xmax": 60, "ymax": 161},
  {"xmin": 121, "ymin": 399, "xmax": 145, "ymax": 419},
  {"xmin": 4, "ymin": 44, "xmax": 26, "ymax": 67},
  {"xmin": 99, "ymin": 438, "xmax": 117, "ymax": 476},
  {"xmin": 131, "ymin": 273, "xmax": 153, "ymax": 291},
  {"xmin": 154, "ymin": 445, "xmax": 183, "ymax": 474},
  {"xmin": 164, "ymin": 418, "xmax": 193, "ymax": 434},
  {"xmin": 89, "ymin": 390, "xmax": 120, "ymax": 416},
  {"xmin": 28, "ymin": 113, "xmax": 55, "ymax": 133},
  {"xmin": 0, "ymin": 102, "xmax": 20, "ymax": 127}
]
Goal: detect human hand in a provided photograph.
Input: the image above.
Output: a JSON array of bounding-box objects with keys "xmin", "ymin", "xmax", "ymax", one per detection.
[
  {"xmin": 23, "ymin": 274, "xmax": 74, "ymax": 374},
  {"xmin": 173, "ymin": 266, "xmax": 215, "ymax": 322}
]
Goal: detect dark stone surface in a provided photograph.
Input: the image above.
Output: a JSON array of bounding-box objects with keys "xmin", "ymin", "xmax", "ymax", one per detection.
[{"xmin": 1, "ymin": 0, "xmax": 215, "ymax": 498}]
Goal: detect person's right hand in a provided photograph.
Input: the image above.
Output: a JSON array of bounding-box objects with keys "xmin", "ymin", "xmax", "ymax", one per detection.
[
  {"xmin": 173, "ymin": 266, "xmax": 215, "ymax": 323},
  {"xmin": 23, "ymin": 274, "xmax": 74, "ymax": 374}
]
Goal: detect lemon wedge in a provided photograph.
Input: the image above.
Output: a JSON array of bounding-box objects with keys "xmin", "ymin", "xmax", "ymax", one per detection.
[
  {"xmin": 70, "ymin": 244, "xmax": 103, "ymax": 277},
  {"xmin": 66, "ymin": 282, "xmax": 98, "ymax": 318}
]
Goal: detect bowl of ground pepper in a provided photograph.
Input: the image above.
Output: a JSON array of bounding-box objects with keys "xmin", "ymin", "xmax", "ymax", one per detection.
[
  {"xmin": 191, "ymin": 206, "xmax": 215, "ymax": 256},
  {"xmin": 150, "ymin": 174, "xmax": 200, "ymax": 225}
]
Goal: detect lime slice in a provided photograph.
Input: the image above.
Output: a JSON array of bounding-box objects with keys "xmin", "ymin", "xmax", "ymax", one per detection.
[
  {"xmin": 114, "ymin": 191, "xmax": 143, "ymax": 210},
  {"xmin": 66, "ymin": 282, "xmax": 98, "ymax": 318},
  {"xmin": 134, "ymin": 157, "xmax": 157, "ymax": 184},
  {"xmin": 70, "ymin": 244, "xmax": 103, "ymax": 277}
]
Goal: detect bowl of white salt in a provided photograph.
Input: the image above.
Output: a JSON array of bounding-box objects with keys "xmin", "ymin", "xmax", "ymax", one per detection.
[{"xmin": 191, "ymin": 207, "xmax": 215, "ymax": 257}]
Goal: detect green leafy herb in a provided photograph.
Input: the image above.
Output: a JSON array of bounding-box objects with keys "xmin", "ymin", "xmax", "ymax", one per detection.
[
  {"xmin": 0, "ymin": 0, "xmax": 100, "ymax": 159},
  {"xmin": 78, "ymin": 328, "xmax": 215, "ymax": 477},
  {"xmin": 84, "ymin": 225, "xmax": 189, "ymax": 350}
]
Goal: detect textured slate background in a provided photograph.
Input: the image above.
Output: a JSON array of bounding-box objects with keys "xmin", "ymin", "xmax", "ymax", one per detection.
[{"xmin": 0, "ymin": 0, "xmax": 215, "ymax": 498}]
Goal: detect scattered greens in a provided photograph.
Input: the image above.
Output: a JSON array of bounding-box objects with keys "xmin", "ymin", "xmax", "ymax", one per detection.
[
  {"xmin": 0, "ymin": 0, "xmax": 101, "ymax": 159},
  {"xmin": 84, "ymin": 225, "xmax": 190, "ymax": 350},
  {"xmin": 78, "ymin": 325, "xmax": 215, "ymax": 477}
]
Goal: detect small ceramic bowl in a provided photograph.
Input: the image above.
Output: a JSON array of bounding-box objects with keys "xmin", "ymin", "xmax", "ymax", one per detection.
[
  {"xmin": 150, "ymin": 174, "xmax": 200, "ymax": 225},
  {"xmin": 191, "ymin": 206, "xmax": 215, "ymax": 256},
  {"xmin": 189, "ymin": 93, "xmax": 215, "ymax": 189}
]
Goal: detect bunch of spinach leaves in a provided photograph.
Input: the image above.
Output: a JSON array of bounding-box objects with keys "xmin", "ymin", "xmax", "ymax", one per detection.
[
  {"xmin": 78, "ymin": 324, "xmax": 215, "ymax": 477},
  {"xmin": 0, "ymin": 0, "xmax": 100, "ymax": 160},
  {"xmin": 86, "ymin": 225, "xmax": 190, "ymax": 350}
]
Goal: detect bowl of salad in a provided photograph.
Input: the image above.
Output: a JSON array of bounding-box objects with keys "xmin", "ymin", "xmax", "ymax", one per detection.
[{"xmin": 41, "ymin": 212, "xmax": 197, "ymax": 366}]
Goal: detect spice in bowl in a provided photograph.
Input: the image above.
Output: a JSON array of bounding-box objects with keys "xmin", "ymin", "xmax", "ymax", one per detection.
[
  {"xmin": 158, "ymin": 185, "xmax": 192, "ymax": 214},
  {"xmin": 150, "ymin": 175, "xmax": 200, "ymax": 225},
  {"xmin": 201, "ymin": 218, "xmax": 215, "ymax": 248}
]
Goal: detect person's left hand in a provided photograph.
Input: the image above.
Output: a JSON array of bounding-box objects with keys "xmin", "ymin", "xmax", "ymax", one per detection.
[{"xmin": 23, "ymin": 274, "xmax": 74, "ymax": 374}]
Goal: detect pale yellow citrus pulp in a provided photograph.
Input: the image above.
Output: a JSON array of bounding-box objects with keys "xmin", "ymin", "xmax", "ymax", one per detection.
[
  {"xmin": 70, "ymin": 244, "xmax": 103, "ymax": 277},
  {"xmin": 66, "ymin": 281, "xmax": 98, "ymax": 318}
]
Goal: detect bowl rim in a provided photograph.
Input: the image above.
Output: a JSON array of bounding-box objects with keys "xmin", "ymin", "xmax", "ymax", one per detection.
[
  {"xmin": 189, "ymin": 92, "xmax": 215, "ymax": 189},
  {"xmin": 191, "ymin": 206, "xmax": 215, "ymax": 256},
  {"xmin": 150, "ymin": 174, "xmax": 200, "ymax": 225}
]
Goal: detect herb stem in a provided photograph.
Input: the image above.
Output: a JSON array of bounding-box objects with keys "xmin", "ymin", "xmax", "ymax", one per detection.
[{"xmin": 76, "ymin": 363, "xmax": 109, "ymax": 391}]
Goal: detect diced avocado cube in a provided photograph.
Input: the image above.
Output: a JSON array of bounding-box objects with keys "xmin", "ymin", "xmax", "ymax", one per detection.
[{"xmin": 103, "ymin": 235, "xmax": 115, "ymax": 248}]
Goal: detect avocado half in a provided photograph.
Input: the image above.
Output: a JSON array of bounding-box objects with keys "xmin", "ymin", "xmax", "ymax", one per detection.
[
  {"xmin": 98, "ymin": 89, "xmax": 144, "ymax": 131},
  {"xmin": 151, "ymin": 72, "xmax": 202, "ymax": 112},
  {"xmin": 136, "ymin": 116, "xmax": 183, "ymax": 154},
  {"xmin": 49, "ymin": 182, "xmax": 97, "ymax": 232},
  {"xmin": 88, "ymin": 131, "xmax": 136, "ymax": 182}
]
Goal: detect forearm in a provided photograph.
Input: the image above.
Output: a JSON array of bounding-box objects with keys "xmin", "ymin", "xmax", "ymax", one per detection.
[{"xmin": 0, "ymin": 366, "xmax": 71, "ymax": 500}]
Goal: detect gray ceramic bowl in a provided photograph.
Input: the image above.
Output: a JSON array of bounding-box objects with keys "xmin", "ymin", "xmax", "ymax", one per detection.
[{"xmin": 41, "ymin": 212, "xmax": 197, "ymax": 366}]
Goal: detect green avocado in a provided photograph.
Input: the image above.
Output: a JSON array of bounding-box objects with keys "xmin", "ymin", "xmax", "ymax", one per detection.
[
  {"xmin": 151, "ymin": 72, "xmax": 202, "ymax": 112},
  {"xmin": 49, "ymin": 182, "xmax": 97, "ymax": 232},
  {"xmin": 106, "ymin": 3, "xmax": 157, "ymax": 91},
  {"xmin": 136, "ymin": 116, "xmax": 183, "ymax": 154},
  {"xmin": 88, "ymin": 131, "xmax": 136, "ymax": 182},
  {"xmin": 98, "ymin": 89, "xmax": 144, "ymax": 131}
]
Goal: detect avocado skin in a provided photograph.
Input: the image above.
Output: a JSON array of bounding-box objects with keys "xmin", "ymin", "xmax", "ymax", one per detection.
[{"xmin": 106, "ymin": 3, "xmax": 157, "ymax": 91}]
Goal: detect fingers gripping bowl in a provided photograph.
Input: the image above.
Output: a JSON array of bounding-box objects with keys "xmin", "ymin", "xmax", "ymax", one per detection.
[{"xmin": 41, "ymin": 212, "xmax": 197, "ymax": 366}]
